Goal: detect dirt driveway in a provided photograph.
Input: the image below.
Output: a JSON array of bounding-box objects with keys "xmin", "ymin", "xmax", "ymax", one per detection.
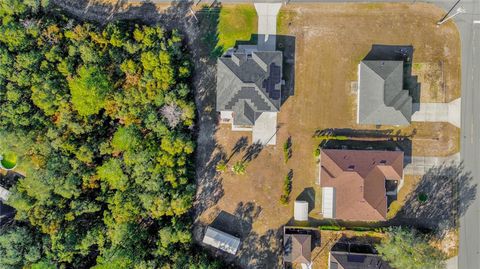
[{"xmin": 194, "ymin": 3, "xmax": 461, "ymax": 268}]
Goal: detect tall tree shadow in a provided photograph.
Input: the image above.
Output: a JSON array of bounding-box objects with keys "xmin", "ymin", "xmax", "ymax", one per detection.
[
  {"xmin": 394, "ymin": 162, "xmax": 476, "ymax": 233},
  {"xmin": 236, "ymin": 227, "xmax": 284, "ymax": 268},
  {"xmin": 209, "ymin": 201, "xmax": 262, "ymax": 239},
  {"xmin": 242, "ymin": 142, "xmax": 263, "ymax": 163},
  {"xmin": 228, "ymin": 136, "xmax": 248, "ymax": 162}
]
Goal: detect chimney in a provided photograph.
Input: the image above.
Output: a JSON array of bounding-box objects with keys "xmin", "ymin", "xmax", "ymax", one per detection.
[
  {"xmin": 232, "ymin": 53, "xmax": 244, "ymax": 66},
  {"xmin": 252, "ymin": 52, "xmax": 268, "ymax": 71}
]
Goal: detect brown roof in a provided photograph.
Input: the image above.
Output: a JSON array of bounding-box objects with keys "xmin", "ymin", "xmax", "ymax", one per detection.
[
  {"xmin": 320, "ymin": 149, "xmax": 404, "ymax": 221},
  {"xmin": 284, "ymin": 234, "xmax": 311, "ymax": 264}
]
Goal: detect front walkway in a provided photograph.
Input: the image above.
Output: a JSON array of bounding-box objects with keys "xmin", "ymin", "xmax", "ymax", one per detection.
[
  {"xmin": 412, "ymin": 98, "xmax": 461, "ymax": 128},
  {"xmin": 254, "ymin": 3, "xmax": 282, "ymax": 51}
]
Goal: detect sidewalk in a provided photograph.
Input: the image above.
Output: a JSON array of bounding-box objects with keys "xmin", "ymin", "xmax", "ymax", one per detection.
[{"xmin": 447, "ymin": 256, "xmax": 458, "ymax": 269}]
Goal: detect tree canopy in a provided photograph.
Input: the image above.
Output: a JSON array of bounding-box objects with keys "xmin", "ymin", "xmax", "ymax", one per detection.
[
  {"xmin": 68, "ymin": 66, "xmax": 111, "ymax": 116},
  {"xmin": 0, "ymin": 1, "xmax": 221, "ymax": 268},
  {"xmin": 377, "ymin": 227, "xmax": 446, "ymax": 269}
]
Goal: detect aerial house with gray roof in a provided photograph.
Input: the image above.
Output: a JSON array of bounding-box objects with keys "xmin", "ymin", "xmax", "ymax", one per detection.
[
  {"xmin": 357, "ymin": 60, "xmax": 413, "ymax": 126},
  {"xmin": 216, "ymin": 46, "xmax": 283, "ymax": 145}
]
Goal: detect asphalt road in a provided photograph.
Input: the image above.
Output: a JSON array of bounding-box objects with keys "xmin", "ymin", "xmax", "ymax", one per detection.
[{"xmin": 449, "ymin": 0, "xmax": 480, "ymax": 268}]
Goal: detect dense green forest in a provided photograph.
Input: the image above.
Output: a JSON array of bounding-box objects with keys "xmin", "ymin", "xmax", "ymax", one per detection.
[{"xmin": 0, "ymin": 1, "xmax": 220, "ymax": 268}]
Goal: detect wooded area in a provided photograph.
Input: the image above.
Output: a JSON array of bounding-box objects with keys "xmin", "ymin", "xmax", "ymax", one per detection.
[{"xmin": 0, "ymin": 1, "xmax": 221, "ymax": 268}]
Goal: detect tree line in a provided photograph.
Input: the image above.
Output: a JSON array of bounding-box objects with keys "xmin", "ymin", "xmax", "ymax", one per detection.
[{"xmin": 0, "ymin": 1, "xmax": 223, "ymax": 268}]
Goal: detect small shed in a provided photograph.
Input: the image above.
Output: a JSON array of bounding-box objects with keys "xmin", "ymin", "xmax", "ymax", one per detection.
[
  {"xmin": 202, "ymin": 226, "xmax": 240, "ymax": 255},
  {"xmin": 294, "ymin": 200, "xmax": 309, "ymax": 221}
]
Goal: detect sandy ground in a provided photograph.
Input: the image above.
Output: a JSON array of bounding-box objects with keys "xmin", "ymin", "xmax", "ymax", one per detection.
[{"xmin": 194, "ymin": 3, "xmax": 461, "ymax": 268}]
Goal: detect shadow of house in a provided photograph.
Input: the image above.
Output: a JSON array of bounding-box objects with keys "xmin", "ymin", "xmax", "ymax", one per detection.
[
  {"xmin": 314, "ymin": 128, "xmax": 416, "ymax": 140},
  {"xmin": 394, "ymin": 162, "xmax": 477, "ymax": 233},
  {"xmin": 210, "ymin": 202, "xmax": 262, "ymax": 240},
  {"xmin": 363, "ymin": 44, "xmax": 421, "ymax": 105},
  {"xmin": 314, "ymin": 128, "xmax": 415, "ymax": 158},
  {"xmin": 320, "ymin": 139, "xmax": 412, "ymax": 160},
  {"xmin": 296, "ymin": 187, "xmax": 316, "ymax": 214},
  {"xmin": 210, "ymin": 210, "xmax": 253, "ymax": 239}
]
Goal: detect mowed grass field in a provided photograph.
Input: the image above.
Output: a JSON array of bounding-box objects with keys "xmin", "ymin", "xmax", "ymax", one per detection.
[{"xmin": 217, "ymin": 4, "xmax": 257, "ymax": 52}]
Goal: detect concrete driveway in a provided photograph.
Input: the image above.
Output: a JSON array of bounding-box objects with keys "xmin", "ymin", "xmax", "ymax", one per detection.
[
  {"xmin": 252, "ymin": 112, "xmax": 277, "ymax": 145},
  {"xmin": 404, "ymin": 153, "xmax": 460, "ymax": 175},
  {"xmin": 412, "ymin": 98, "xmax": 461, "ymax": 127},
  {"xmin": 254, "ymin": 3, "xmax": 281, "ymax": 51}
]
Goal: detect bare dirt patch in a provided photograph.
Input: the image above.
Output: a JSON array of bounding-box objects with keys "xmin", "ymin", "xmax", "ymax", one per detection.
[
  {"xmin": 413, "ymin": 62, "xmax": 447, "ymax": 103},
  {"xmin": 380, "ymin": 122, "xmax": 460, "ymax": 157}
]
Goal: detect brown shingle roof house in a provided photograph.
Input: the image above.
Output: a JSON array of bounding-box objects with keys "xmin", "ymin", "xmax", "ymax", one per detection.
[
  {"xmin": 320, "ymin": 149, "xmax": 404, "ymax": 221},
  {"xmin": 284, "ymin": 233, "xmax": 311, "ymax": 264}
]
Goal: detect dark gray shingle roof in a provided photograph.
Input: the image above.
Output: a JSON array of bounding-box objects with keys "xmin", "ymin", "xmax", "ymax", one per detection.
[
  {"xmin": 330, "ymin": 251, "xmax": 393, "ymax": 269},
  {"xmin": 217, "ymin": 50, "xmax": 283, "ymax": 126},
  {"xmin": 357, "ymin": 60, "xmax": 412, "ymax": 125}
]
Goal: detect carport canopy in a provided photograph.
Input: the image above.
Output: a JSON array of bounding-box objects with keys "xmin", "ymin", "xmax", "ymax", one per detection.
[{"xmin": 202, "ymin": 226, "xmax": 240, "ymax": 255}]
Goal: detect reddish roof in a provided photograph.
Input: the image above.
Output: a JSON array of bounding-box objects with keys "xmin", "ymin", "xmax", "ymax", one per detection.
[
  {"xmin": 284, "ymin": 234, "xmax": 311, "ymax": 264},
  {"xmin": 320, "ymin": 149, "xmax": 404, "ymax": 221}
]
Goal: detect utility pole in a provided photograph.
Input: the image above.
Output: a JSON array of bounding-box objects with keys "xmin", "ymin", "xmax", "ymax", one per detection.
[
  {"xmin": 437, "ymin": 0, "xmax": 463, "ymax": 25},
  {"xmin": 437, "ymin": 6, "xmax": 466, "ymax": 25}
]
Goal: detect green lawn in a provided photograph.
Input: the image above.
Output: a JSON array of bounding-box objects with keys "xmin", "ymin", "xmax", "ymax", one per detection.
[
  {"xmin": 217, "ymin": 4, "xmax": 257, "ymax": 52},
  {"xmin": 276, "ymin": 9, "xmax": 293, "ymax": 35},
  {"xmin": 1, "ymin": 152, "xmax": 17, "ymax": 169}
]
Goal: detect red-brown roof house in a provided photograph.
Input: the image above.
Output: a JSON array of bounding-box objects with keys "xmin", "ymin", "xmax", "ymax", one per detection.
[
  {"xmin": 320, "ymin": 149, "xmax": 404, "ymax": 221},
  {"xmin": 284, "ymin": 233, "xmax": 312, "ymax": 265}
]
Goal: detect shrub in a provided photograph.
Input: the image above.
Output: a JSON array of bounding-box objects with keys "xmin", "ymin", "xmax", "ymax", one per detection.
[
  {"xmin": 215, "ymin": 160, "xmax": 227, "ymax": 172},
  {"xmin": 280, "ymin": 170, "xmax": 293, "ymax": 204},
  {"xmin": 319, "ymin": 225, "xmax": 344, "ymax": 231},
  {"xmin": 232, "ymin": 161, "xmax": 246, "ymax": 175},
  {"xmin": 283, "ymin": 137, "xmax": 292, "ymax": 164},
  {"xmin": 315, "ymin": 135, "xmax": 348, "ymax": 141},
  {"xmin": 351, "ymin": 227, "xmax": 373, "ymax": 232}
]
